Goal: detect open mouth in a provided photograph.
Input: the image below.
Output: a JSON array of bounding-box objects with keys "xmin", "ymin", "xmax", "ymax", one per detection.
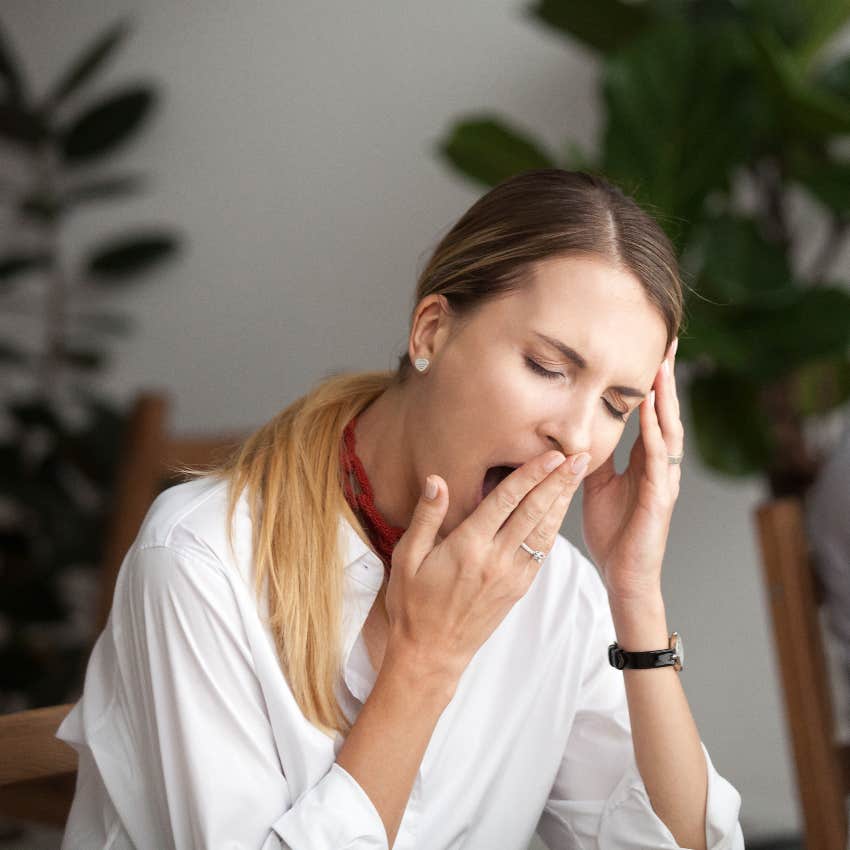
[{"xmin": 481, "ymin": 464, "xmax": 519, "ymax": 501}]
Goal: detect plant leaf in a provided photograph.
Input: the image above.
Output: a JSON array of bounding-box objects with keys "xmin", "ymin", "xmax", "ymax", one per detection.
[
  {"xmin": 62, "ymin": 347, "xmax": 107, "ymax": 371},
  {"xmin": 0, "ymin": 21, "xmax": 26, "ymax": 105},
  {"xmin": 749, "ymin": 28, "xmax": 850, "ymax": 139},
  {"xmin": 7, "ymin": 399, "xmax": 65, "ymax": 434},
  {"xmin": 44, "ymin": 19, "xmax": 132, "ymax": 109},
  {"xmin": 601, "ymin": 19, "xmax": 759, "ymax": 249},
  {"xmin": 740, "ymin": 0, "xmax": 809, "ymax": 50},
  {"xmin": 682, "ymin": 285, "xmax": 850, "ymax": 382},
  {"xmin": 71, "ymin": 311, "xmax": 136, "ymax": 335},
  {"xmin": 436, "ymin": 115, "xmax": 556, "ymax": 188},
  {"xmin": 17, "ymin": 192, "xmax": 64, "ymax": 224},
  {"xmin": 561, "ymin": 139, "xmax": 598, "ymax": 172},
  {"xmin": 794, "ymin": 0, "xmax": 850, "ymax": 68},
  {"xmin": 59, "ymin": 85, "xmax": 156, "ymax": 165},
  {"xmin": 816, "ymin": 55, "xmax": 850, "ymax": 101},
  {"xmin": 0, "ymin": 342, "xmax": 26, "ymax": 364},
  {"xmin": 63, "ymin": 173, "xmax": 146, "ymax": 207},
  {"xmin": 787, "ymin": 146, "xmax": 850, "ymax": 215},
  {"xmin": 525, "ymin": 0, "xmax": 653, "ymax": 53},
  {"xmin": 0, "ymin": 101, "xmax": 48, "ymax": 150},
  {"xmin": 0, "ymin": 252, "xmax": 52, "ymax": 283},
  {"xmin": 690, "ymin": 215, "xmax": 795, "ymax": 303},
  {"xmin": 85, "ymin": 231, "xmax": 179, "ymax": 282},
  {"xmin": 688, "ymin": 370, "xmax": 775, "ymax": 476},
  {"xmin": 788, "ymin": 354, "xmax": 850, "ymax": 415}
]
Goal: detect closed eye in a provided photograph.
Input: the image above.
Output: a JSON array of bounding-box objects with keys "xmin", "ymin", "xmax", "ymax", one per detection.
[{"xmin": 525, "ymin": 357, "xmax": 628, "ymax": 423}]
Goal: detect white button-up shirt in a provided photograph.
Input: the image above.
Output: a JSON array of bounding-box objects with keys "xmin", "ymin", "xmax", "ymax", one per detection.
[{"xmin": 58, "ymin": 476, "xmax": 744, "ymax": 849}]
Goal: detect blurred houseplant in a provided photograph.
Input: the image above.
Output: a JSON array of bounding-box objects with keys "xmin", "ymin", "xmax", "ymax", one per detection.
[
  {"xmin": 436, "ymin": 0, "xmax": 850, "ymax": 499},
  {"xmin": 0, "ymin": 18, "xmax": 181, "ymax": 710}
]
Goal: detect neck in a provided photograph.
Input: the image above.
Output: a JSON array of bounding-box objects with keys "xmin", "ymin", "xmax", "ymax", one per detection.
[{"xmin": 353, "ymin": 381, "xmax": 419, "ymax": 530}]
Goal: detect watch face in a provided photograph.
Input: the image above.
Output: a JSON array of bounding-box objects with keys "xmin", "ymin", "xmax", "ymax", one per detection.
[{"xmin": 672, "ymin": 633, "xmax": 684, "ymax": 669}]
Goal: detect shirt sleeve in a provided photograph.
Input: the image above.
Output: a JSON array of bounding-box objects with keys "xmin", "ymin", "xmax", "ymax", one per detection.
[
  {"xmin": 96, "ymin": 543, "xmax": 388, "ymax": 850},
  {"xmin": 536, "ymin": 584, "xmax": 744, "ymax": 850}
]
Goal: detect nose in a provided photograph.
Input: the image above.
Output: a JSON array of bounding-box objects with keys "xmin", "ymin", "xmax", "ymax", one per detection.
[{"xmin": 544, "ymin": 394, "xmax": 594, "ymax": 459}]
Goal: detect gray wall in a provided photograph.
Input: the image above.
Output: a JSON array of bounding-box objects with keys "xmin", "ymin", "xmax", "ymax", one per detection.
[{"xmin": 5, "ymin": 1, "xmax": 849, "ymax": 843}]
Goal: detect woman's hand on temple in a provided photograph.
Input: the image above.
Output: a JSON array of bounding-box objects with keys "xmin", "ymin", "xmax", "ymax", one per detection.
[{"xmin": 581, "ymin": 338, "xmax": 683, "ymax": 603}]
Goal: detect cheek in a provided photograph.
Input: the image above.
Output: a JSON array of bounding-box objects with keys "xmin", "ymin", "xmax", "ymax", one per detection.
[{"xmin": 588, "ymin": 421, "xmax": 626, "ymax": 464}]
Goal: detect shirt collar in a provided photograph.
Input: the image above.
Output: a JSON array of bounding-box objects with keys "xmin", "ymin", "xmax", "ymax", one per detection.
[
  {"xmin": 337, "ymin": 513, "xmax": 385, "ymax": 702},
  {"xmin": 338, "ymin": 512, "xmax": 385, "ymax": 588}
]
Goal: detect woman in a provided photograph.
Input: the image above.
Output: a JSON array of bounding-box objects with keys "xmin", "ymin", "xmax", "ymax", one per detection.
[{"xmin": 58, "ymin": 169, "xmax": 745, "ymax": 849}]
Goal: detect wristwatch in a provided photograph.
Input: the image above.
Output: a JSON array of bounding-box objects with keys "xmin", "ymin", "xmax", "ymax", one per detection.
[{"xmin": 608, "ymin": 631, "xmax": 684, "ymax": 672}]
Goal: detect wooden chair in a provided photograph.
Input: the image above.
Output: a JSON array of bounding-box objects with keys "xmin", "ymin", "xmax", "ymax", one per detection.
[
  {"xmin": 0, "ymin": 703, "xmax": 77, "ymax": 827},
  {"xmin": 0, "ymin": 391, "xmax": 246, "ymax": 829},
  {"xmin": 754, "ymin": 496, "xmax": 850, "ymax": 850}
]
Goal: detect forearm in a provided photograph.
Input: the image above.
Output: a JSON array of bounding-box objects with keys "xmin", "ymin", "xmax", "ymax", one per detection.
[
  {"xmin": 336, "ymin": 636, "xmax": 456, "ymax": 848},
  {"xmin": 609, "ymin": 592, "xmax": 708, "ymax": 850}
]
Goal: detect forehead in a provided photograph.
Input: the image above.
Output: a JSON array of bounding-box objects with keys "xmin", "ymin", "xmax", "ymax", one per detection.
[{"xmin": 478, "ymin": 254, "xmax": 668, "ymax": 374}]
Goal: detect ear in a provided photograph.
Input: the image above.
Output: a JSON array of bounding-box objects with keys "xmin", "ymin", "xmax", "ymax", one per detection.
[{"xmin": 408, "ymin": 294, "xmax": 454, "ymax": 364}]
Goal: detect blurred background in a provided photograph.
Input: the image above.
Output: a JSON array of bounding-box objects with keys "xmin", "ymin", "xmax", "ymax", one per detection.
[{"xmin": 1, "ymin": 1, "xmax": 849, "ymax": 848}]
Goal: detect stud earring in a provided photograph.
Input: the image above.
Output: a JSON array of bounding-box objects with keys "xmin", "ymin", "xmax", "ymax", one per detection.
[{"xmin": 414, "ymin": 357, "xmax": 430, "ymax": 373}]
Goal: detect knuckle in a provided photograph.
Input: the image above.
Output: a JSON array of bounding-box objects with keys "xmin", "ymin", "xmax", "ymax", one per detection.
[
  {"xmin": 537, "ymin": 515, "xmax": 558, "ymax": 540},
  {"xmin": 496, "ymin": 486, "xmax": 521, "ymax": 514},
  {"xmin": 408, "ymin": 509, "xmax": 432, "ymax": 532},
  {"xmin": 523, "ymin": 499, "xmax": 547, "ymax": 526},
  {"xmin": 480, "ymin": 563, "xmax": 501, "ymax": 584}
]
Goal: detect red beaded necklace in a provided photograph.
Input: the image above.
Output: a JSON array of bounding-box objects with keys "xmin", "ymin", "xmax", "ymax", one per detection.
[{"xmin": 339, "ymin": 414, "xmax": 406, "ymax": 573}]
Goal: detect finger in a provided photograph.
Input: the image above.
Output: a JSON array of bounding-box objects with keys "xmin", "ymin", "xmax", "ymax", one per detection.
[
  {"xmin": 496, "ymin": 450, "xmax": 590, "ymax": 556},
  {"xmin": 657, "ymin": 357, "xmax": 684, "ymax": 455},
  {"xmin": 516, "ymin": 469, "xmax": 576, "ymax": 564},
  {"xmin": 669, "ymin": 337, "xmax": 681, "ymax": 419},
  {"xmin": 640, "ymin": 376, "xmax": 668, "ymax": 484},
  {"xmin": 472, "ymin": 451, "xmax": 567, "ymax": 540},
  {"xmin": 655, "ymin": 357, "xmax": 679, "ymax": 440},
  {"xmin": 394, "ymin": 474, "xmax": 449, "ymax": 576}
]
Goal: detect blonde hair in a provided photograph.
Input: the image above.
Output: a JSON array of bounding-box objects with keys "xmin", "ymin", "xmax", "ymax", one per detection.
[{"xmin": 175, "ymin": 169, "xmax": 684, "ymax": 738}]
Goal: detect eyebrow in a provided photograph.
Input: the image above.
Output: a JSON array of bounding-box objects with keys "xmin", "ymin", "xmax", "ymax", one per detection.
[{"xmin": 532, "ymin": 331, "xmax": 647, "ymax": 398}]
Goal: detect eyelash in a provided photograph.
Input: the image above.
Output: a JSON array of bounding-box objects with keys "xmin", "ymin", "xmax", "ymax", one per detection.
[{"xmin": 525, "ymin": 357, "xmax": 628, "ymax": 423}]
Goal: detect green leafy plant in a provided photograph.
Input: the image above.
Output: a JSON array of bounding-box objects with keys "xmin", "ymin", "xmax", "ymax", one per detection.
[
  {"xmin": 436, "ymin": 0, "xmax": 850, "ymax": 498},
  {"xmin": 0, "ymin": 17, "xmax": 182, "ymax": 710}
]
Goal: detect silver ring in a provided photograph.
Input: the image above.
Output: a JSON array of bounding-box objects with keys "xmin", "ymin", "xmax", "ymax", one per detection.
[
  {"xmin": 519, "ymin": 541, "xmax": 546, "ymax": 563},
  {"xmin": 667, "ymin": 452, "xmax": 684, "ymax": 465}
]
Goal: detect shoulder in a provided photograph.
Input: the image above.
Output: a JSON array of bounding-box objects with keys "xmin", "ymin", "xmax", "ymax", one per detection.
[
  {"xmin": 113, "ymin": 476, "xmax": 256, "ymax": 619},
  {"xmin": 133, "ymin": 476, "xmax": 253, "ymax": 580}
]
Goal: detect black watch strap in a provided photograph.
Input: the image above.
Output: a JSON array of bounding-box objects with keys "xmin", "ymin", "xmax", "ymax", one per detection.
[{"xmin": 608, "ymin": 643, "xmax": 677, "ymax": 670}]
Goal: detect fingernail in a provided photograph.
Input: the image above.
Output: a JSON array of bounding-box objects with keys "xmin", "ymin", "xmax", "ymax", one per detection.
[
  {"xmin": 672, "ymin": 337, "xmax": 679, "ymax": 357},
  {"xmin": 544, "ymin": 452, "xmax": 566, "ymax": 472},
  {"xmin": 649, "ymin": 389, "xmax": 656, "ymax": 406},
  {"xmin": 571, "ymin": 453, "xmax": 590, "ymax": 475},
  {"xmin": 425, "ymin": 476, "xmax": 438, "ymax": 499},
  {"xmin": 662, "ymin": 358, "xmax": 669, "ymax": 375}
]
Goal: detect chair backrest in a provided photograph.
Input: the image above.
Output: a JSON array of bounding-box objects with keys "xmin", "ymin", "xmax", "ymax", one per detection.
[
  {"xmin": 754, "ymin": 496, "xmax": 850, "ymax": 850},
  {"xmin": 0, "ymin": 391, "xmax": 247, "ymax": 829},
  {"xmin": 0, "ymin": 703, "xmax": 76, "ymax": 826}
]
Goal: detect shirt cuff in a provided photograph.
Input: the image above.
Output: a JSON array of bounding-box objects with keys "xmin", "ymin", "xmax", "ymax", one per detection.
[
  {"xmin": 597, "ymin": 741, "xmax": 744, "ymax": 850},
  {"xmin": 273, "ymin": 762, "xmax": 388, "ymax": 850}
]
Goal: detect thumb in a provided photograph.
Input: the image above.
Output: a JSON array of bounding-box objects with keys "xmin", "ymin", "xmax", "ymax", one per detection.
[{"xmin": 398, "ymin": 474, "xmax": 448, "ymax": 573}]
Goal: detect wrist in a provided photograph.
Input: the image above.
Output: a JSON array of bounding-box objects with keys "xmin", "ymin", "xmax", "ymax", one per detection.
[
  {"xmin": 608, "ymin": 592, "xmax": 669, "ymax": 652},
  {"xmin": 383, "ymin": 630, "xmax": 459, "ymax": 705}
]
